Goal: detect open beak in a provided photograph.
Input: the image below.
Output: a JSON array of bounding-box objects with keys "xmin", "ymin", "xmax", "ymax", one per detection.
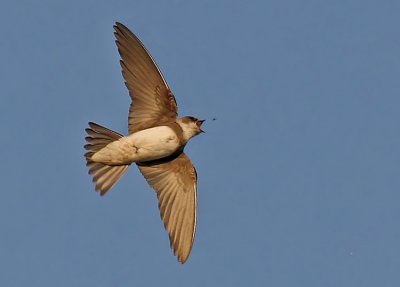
[{"xmin": 197, "ymin": 119, "xmax": 205, "ymax": 133}]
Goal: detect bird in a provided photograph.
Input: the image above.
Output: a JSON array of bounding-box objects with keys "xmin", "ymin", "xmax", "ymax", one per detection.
[{"xmin": 84, "ymin": 22, "xmax": 204, "ymax": 264}]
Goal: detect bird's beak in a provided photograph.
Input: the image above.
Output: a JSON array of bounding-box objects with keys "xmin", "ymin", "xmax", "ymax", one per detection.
[{"xmin": 197, "ymin": 119, "xmax": 205, "ymax": 133}]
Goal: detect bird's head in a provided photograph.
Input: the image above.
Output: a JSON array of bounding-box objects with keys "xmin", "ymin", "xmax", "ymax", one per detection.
[{"xmin": 177, "ymin": 116, "xmax": 205, "ymax": 142}]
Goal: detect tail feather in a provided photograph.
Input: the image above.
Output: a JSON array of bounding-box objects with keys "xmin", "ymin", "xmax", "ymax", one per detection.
[
  {"xmin": 85, "ymin": 137, "xmax": 111, "ymax": 145},
  {"xmin": 84, "ymin": 122, "xmax": 129, "ymax": 196},
  {"xmin": 93, "ymin": 165, "xmax": 128, "ymax": 194}
]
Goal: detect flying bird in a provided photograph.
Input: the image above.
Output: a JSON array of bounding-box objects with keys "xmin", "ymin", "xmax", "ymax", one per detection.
[{"xmin": 84, "ymin": 22, "xmax": 204, "ymax": 263}]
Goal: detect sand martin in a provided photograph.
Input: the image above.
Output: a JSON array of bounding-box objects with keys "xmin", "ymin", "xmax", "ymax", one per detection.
[{"xmin": 84, "ymin": 22, "xmax": 204, "ymax": 263}]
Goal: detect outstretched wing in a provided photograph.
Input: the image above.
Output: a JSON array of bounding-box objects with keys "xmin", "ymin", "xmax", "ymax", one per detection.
[
  {"xmin": 114, "ymin": 22, "xmax": 178, "ymax": 134},
  {"xmin": 137, "ymin": 153, "xmax": 197, "ymax": 263}
]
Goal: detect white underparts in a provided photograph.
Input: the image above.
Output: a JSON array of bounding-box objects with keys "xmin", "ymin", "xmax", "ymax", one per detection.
[{"xmin": 91, "ymin": 126, "xmax": 180, "ymax": 165}]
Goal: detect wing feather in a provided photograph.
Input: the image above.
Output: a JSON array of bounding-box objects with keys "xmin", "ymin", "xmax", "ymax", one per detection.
[
  {"xmin": 114, "ymin": 22, "xmax": 178, "ymax": 134},
  {"xmin": 137, "ymin": 153, "xmax": 197, "ymax": 263}
]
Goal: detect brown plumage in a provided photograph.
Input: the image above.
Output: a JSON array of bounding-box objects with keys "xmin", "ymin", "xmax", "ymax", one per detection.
[{"xmin": 84, "ymin": 22, "xmax": 203, "ymax": 263}]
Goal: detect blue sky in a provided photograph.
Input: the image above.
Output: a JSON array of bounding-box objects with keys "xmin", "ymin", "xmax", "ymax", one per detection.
[{"xmin": 1, "ymin": 0, "xmax": 399, "ymax": 286}]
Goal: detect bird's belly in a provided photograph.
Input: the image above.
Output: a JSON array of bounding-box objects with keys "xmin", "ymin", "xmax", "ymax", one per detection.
[
  {"xmin": 127, "ymin": 126, "xmax": 180, "ymax": 161},
  {"xmin": 91, "ymin": 126, "xmax": 180, "ymax": 165}
]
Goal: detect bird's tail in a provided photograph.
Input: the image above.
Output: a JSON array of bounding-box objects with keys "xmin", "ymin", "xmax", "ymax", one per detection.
[{"xmin": 84, "ymin": 122, "xmax": 129, "ymax": 195}]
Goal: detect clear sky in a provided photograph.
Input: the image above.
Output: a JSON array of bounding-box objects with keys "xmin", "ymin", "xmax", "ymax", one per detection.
[{"xmin": 1, "ymin": 0, "xmax": 399, "ymax": 286}]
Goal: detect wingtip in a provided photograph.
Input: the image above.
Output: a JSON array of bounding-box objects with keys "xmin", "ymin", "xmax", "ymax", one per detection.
[
  {"xmin": 178, "ymin": 254, "xmax": 189, "ymax": 264},
  {"xmin": 114, "ymin": 21, "xmax": 122, "ymax": 29},
  {"xmin": 114, "ymin": 22, "xmax": 129, "ymax": 34}
]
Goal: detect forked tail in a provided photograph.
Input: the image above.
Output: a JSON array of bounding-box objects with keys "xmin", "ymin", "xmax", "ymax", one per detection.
[{"xmin": 84, "ymin": 122, "xmax": 129, "ymax": 195}]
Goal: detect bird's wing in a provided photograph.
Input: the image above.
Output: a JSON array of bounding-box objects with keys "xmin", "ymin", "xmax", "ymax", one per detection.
[
  {"xmin": 114, "ymin": 22, "xmax": 178, "ymax": 134},
  {"xmin": 137, "ymin": 153, "xmax": 197, "ymax": 263}
]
